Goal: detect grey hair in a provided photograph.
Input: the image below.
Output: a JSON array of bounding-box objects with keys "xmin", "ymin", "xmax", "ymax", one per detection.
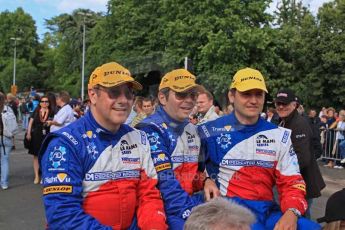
[{"xmin": 184, "ymin": 198, "xmax": 256, "ymax": 230}]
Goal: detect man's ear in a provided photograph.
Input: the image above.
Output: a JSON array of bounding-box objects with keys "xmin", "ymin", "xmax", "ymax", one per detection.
[
  {"xmin": 88, "ymin": 88, "xmax": 97, "ymax": 105},
  {"xmin": 228, "ymin": 90, "xmax": 235, "ymax": 104},
  {"xmin": 158, "ymin": 91, "xmax": 167, "ymax": 106}
]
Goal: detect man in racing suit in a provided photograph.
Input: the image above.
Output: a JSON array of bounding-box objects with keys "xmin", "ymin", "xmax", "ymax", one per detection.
[
  {"xmin": 136, "ymin": 69, "xmax": 219, "ymax": 229},
  {"xmin": 198, "ymin": 67, "xmax": 320, "ymax": 229},
  {"xmin": 40, "ymin": 62, "xmax": 167, "ymax": 229}
]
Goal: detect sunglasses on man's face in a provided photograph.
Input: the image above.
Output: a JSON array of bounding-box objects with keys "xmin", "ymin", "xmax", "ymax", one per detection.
[
  {"xmin": 94, "ymin": 85, "xmax": 135, "ymax": 100},
  {"xmin": 40, "ymin": 100, "xmax": 49, "ymax": 103},
  {"xmin": 173, "ymin": 90, "xmax": 198, "ymax": 101},
  {"xmin": 275, "ymin": 101, "xmax": 290, "ymax": 107}
]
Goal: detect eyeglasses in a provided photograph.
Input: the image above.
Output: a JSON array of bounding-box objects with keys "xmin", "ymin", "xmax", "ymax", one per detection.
[
  {"xmin": 94, "ymin": 85, "xmax": 135, "ymax": 100},
  {"xmin": 40, "ymin": 100, "xmax": 49, "ymax": 103},
  {"xmin": 173, "ymin": 90, "xmax": 198, "ymax": 101},
  {"xmin": 275, "ymin": 102, "xmax": 289, "ymax": 107}
]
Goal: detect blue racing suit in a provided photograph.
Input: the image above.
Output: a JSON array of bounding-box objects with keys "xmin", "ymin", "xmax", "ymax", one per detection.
[
  {"xmin": 137, "ymin": 106, "xmax": 204, "ymax": 230},
  {"xmin": 39, "ymin": 111, "xmax": 167, "ymax": 230}
]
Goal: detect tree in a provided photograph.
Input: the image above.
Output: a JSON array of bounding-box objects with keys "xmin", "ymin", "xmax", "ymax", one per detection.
[
  {"xmin": 41, "ymin": 9, "xmax": 100, "ymax": 97},
  {"xmin": 0, "ymin": 7, "xmax": 39, "ymax": 93},
  {"xmin": 0, "ymin": 59, "xmax": 41, "ymax": 93}
]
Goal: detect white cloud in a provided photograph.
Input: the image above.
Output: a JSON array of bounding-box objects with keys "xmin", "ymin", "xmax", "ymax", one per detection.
[
  {"xmin": 57, "ymin": 0, "xmax": 107, "ymax": 13},
  {"xmin": 269, "ymin": 0, "xmax": 333, "ymax": 15}
]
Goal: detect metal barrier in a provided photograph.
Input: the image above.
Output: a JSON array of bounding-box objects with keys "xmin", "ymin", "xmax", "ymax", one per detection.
[{"xmin": 321, "ymin": 128, "xmax": 344, "ymax": 161}]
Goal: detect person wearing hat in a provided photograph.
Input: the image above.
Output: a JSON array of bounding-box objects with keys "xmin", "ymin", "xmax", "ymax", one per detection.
[
  {"xmin": 317, "ymin": 188, "xmax": 345, "ymax": 229},
  {"xmin": 136, "ymin": 69, "xmax": 220, "ymax": 229},
  {"xmin": 39, "ymin": 62, "xmax": 167, "ymax": 229},
  {"xmin": 199, "ymin": 68, "xmax": 321, "ymax": 229},
  {"xmin": 275, "ymin": 88, "xmax": 326, "ymax": 219}
]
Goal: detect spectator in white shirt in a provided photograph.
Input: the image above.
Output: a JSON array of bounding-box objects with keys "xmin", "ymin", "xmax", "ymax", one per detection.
[
  {"xmin": 46, "ymin": 91, "xmax": 76, "ymax": 132},
  {"xmin": 196, "ymin": 89, "xmax": 219, "ymax": 124}
]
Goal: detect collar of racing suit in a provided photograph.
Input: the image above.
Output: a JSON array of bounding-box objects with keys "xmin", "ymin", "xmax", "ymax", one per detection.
[
  {"xmin": 84, "ymin": 110, "xmax": 127, "ymax": 139},
  {"xmin": 156, "ymin": 105, "xmax": 189, "ymax": 135},
  {"xmin": 230, "ymin": 112, "xmax": 262, "ymax": 132}
]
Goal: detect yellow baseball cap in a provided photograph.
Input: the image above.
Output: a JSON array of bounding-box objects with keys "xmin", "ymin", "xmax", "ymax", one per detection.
[
  {"xmin": 230, "ymin": 67, "xmax": 268, "ymax": 93},
  {"xmin": 88, "ymin": 62, "xmax": 142, "ymax": 90},
  {"xmin": 159, "ymin": 69, "xmax": 199, "ymax": 92}
]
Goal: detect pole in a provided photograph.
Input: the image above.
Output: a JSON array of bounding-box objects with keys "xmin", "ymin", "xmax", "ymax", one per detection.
[
  {"xmin": 10, "ymin": 37, "xmax": 20, "ymax": 94},
  {"xmin": 81, "ymin": 20, "xmax": 86, "ymax": 100},
  {"xmin": 13, "ymin": 39, "xmax": 17, "ymax": 86},
  {"xmin": 78, "ymin": 12, "xmax": 92, "ymax": 100}
]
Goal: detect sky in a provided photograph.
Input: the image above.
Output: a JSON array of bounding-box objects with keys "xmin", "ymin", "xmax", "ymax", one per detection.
[
  {"xmin": 0, "ymin": 0, "xmax": 108, "ymax": 39},
  {"xmin": 0, "ymin": 0, "xmax": 332, "ymax": 40}
]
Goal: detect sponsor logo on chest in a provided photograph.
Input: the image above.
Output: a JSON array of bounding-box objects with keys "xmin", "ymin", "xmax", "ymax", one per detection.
[
  {"xmin": 120, "ymin": 140, "xmax": 138, "ymax": 155},
  {"xmin": 256, "ymin": 134, "xmax": 275, "ymax": 147},
  {"xmin": 185, "ymin": 131, "xmax": 196, "ymax": 144}
]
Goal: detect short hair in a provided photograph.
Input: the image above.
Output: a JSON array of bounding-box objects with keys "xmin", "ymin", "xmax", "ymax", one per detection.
[
  {"xmin": 158, "ymin": 88, "xmax": 170, "ymax": 105},
  {"xmin": 58, "ymin": 91, "xmax": 71, "ymax": 103},
  {"xmin": 198, "ymin": 87, "xmax": 214, "ymax": 101},
  {"xmin": 143, "ymin": 97, "xmax": 153, "ymax": 104},
  {"xmin": 184, "ymin": 198, "xmax": 256, "ymax": 230},
  {"xmin": 267, "ymin": 107, "xmax": 276, "ymax": 113},
  {"xmin": 6, "ymin": 93, "xmax": 15, "ymax": 101}
]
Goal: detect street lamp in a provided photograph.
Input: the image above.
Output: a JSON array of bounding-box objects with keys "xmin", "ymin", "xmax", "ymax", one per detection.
[
  {"xmin": 78, "ymin": 12, "xmax": 92, "ymax": 101},
  {"xmin": 10, "ymin": 37, "xmax": 21, "ymax": 95}
]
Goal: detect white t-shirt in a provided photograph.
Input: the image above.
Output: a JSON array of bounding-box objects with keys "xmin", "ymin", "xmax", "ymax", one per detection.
[
  {"xmin": 50, "ymin": 104, "xmax": 76, "ymax": 132},
  {"xmin": 336, "ymin": 121, "xmax": 345, "ymax": 140}
]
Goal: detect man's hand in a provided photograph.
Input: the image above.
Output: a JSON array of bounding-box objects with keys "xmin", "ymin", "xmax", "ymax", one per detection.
[
  {"xmin": 203, "ymin": 178, "xmax": 221, "ymax": 201},
  {"xmin": 274, "ymin": 210, "xmax": 298, "ymax": 230}
]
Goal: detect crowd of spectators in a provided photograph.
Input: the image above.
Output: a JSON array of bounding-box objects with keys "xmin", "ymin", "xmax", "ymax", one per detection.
[{"xmin": 1, "ymin": 65, "xmax": 345, "ymax": 229}]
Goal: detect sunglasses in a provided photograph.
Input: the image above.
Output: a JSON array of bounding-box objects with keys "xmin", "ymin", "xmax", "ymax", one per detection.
[
  {"xmin": 275, "ymin": 102, "xmax": 289, "ymax": 107},
  {"xmin": 40, "ymin": 100, "xmax": 49, "ymax": 103},
  {"xmin": 94, "ymin": 85, "xmax": 135, "ymax": 100},
  {"xmin": 173, "ymin": 90, "xmax": 198, "ymax": 101}
]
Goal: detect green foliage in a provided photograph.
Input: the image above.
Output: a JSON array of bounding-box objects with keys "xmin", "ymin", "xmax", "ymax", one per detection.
[
  {"xmin": 41, "ymin": 9, "xmax": 100, "ymax": 97},
  {"xmin": 0, "ymin": 59, "xmax": 41, "ymax": 93},
  {"xmin": 2, "ymin": 1, "xmax": 345, "ymax": 109},
  {"xmin": 0, "ymin": 8, "xmax": 39, "ymax": 93}
]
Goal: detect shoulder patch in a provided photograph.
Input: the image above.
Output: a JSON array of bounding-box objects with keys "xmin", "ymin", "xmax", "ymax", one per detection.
[
  {"xmin": 147, "ymin": 132, "xmax": 160, "ymax": 152},
  {"xmin": 48, "ymin": 146, "xmax": 68, "ymax": 171}
]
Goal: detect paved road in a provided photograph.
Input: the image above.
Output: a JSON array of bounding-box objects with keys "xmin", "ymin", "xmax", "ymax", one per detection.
[{"xmin": 0, "ymin": 130, "xmax": 344, "ymax": 229}]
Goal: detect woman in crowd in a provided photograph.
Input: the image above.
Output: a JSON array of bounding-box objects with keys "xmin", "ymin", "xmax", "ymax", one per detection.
[
  {"xmin": 324, "ymin": 107, "xmax": 338, "ymax": 168},
  {"xmin": 26, "ymin": 95, "xmax": 54, "ymax": 184}
]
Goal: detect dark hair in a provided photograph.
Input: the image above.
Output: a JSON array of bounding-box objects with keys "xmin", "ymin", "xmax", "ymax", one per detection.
[
  {"xmin": 47, "ymin": 92, "xmax": 57, "ymax": 114},
  {"xmin": 0, "ymin": 92, "xmax": 5, "ymax": 112},
  {"xmin": 143, "ymin": 97, "xmax": 153, "ymax": 104},
  {"xmin": 158, "ymin": 88, "xmax": 170, "ymax": 105}
]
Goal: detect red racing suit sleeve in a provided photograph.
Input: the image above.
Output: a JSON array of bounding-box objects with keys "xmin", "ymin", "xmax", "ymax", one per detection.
[
  {"xmin": 41, "ymin": 136, "xmax": 112, "ymax": 230},
  {"xmin": 275, "ymin": 129, "xmax": 308, "ymax": 215},
  {"xmin": 136, "ymin": 131, "xmax": 167, "ymax": 230}
]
